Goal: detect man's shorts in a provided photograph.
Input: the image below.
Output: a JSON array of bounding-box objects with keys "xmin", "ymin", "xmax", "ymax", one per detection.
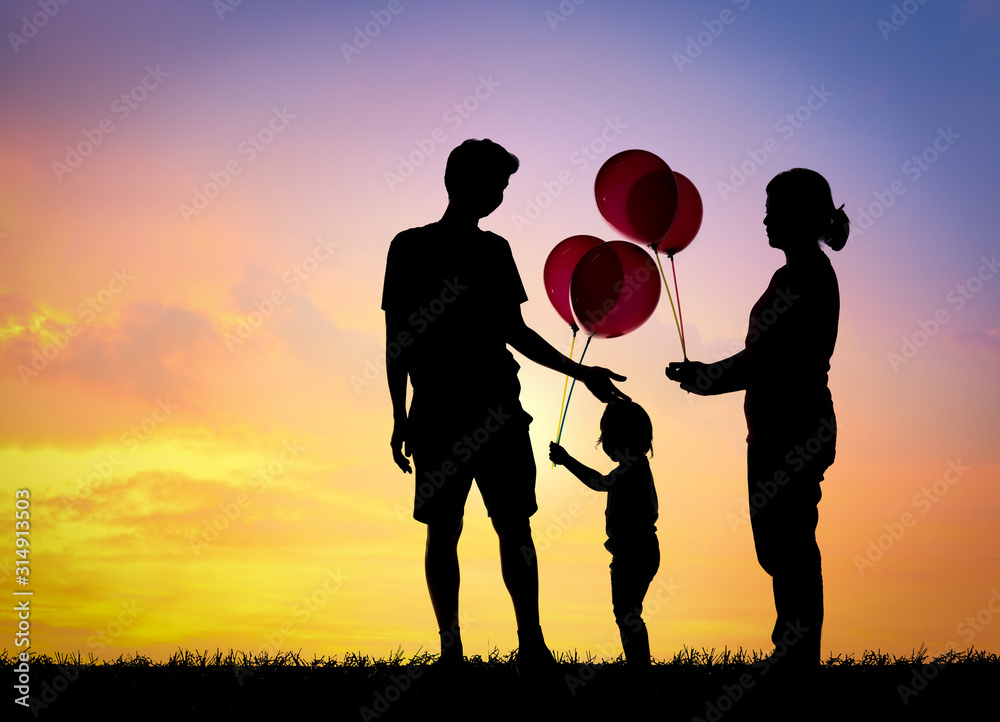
[{"xmin": 409, "ymin": 404, "xmax": 536, "ymax": 525}]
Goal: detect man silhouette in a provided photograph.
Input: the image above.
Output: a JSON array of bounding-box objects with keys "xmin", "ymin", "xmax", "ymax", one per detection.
[{"xmin": 382, "ymin": 138, "xmax": 627, "ymax": 671}]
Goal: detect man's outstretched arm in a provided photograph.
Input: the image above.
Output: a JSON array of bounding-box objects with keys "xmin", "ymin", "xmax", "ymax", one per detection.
[{"xmin": 505, "ymin": 308, "xmax": 628, "ymax": 403}]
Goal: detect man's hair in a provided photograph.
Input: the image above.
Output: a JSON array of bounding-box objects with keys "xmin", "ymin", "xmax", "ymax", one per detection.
[{"xmin": 444, "ymin": 139, "xmax": 519, "ymax": 197}]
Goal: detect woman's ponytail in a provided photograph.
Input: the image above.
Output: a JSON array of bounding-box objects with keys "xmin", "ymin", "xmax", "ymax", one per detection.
[{"xmin": 823, "ymin": 203, "xmax": 850, "ymax": 252}]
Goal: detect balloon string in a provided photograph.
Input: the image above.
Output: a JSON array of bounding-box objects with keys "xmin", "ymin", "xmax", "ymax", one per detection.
[
  {"xmin": 554, "ymin": 327, "xmax": 577, "ymax": 440},
  {"xmin": 669, "ymin": 253, "xmax": 688, "ymax": 359},
  {"xmin": 553, "ymin": 334, "xmax": 592, "ymax": 467},
  {"xmin": 652, "ymin": 245, "xmax": 687, "ymax": 361}
]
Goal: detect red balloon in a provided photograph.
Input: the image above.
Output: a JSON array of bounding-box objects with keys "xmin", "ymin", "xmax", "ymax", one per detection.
[
  {"xmin": 544, "ymin": 235, "xmax": 605, "ymax": 326},
  {"xmin": 657, "ymin": 171, "xmax": 703, "ymax": 255},
  {"xmin": 595, "ymin": 150, "xmax": 679, "ymax": 244},
  {"xmin": 570, "ymin": 241, "xmax": 661, "ymax": 339}
]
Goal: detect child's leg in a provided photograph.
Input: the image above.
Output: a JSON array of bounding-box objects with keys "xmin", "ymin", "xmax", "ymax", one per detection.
[{"xmin": 610, "ymin": 546, "xmax": 660, "ymax": 665}]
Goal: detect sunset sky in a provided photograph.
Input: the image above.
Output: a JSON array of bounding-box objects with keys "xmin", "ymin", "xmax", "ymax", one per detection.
[{"xmin": 2, "ymin": 0, "xmax": 998, "ymax": 664}]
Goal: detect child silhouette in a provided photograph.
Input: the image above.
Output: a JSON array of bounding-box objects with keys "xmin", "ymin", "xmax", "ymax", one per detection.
[{"xmin": 549, "ymin": 400, "xmax": 659, "ymax": 666}]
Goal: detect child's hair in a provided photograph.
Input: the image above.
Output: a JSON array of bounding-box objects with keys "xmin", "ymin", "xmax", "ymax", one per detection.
[{"xmin": 596, "ymin": 400, "xmax": 653, "ymax": 457}]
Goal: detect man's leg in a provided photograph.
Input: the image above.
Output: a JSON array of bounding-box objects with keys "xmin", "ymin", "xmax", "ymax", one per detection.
[
  {"xmin": 492, "ymin": 515, "xmax": 539, "ymax": 631},
  {"xmin": 492, "ymin": 515, "xmax": 553, "ymax": 666},
  {"xmin": 426, "ymin": 517, "xmax": 464, "ymax": 660},
  {"xmin": 474, "ymin": 408, "xmax": 551, "ymax": 667}
]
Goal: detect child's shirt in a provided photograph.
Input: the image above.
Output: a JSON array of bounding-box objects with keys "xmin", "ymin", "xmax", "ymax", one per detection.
[{"xmin": 600, "ymin": 455, "xmax": 658, "ymax": 555}]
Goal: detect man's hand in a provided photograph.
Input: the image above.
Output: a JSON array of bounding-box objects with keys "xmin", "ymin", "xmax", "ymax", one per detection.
[
  {"xmin": 579, "ymin": 365, "xmax": 629, "ymax": 403},
  {"xmin": 391, "ymin": 418, "xmax": 412, "ymax": 473},
  {"xmin": 665, "ymin": 360, "xmax": 706, "ymax": 394},
  {"xmin": 549, "ymin": 441, "xmax": 570, "ymax": 466}
]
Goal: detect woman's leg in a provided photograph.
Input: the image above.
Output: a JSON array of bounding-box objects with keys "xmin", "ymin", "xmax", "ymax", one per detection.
[{"xmin": 748, "ymin": 446, "xmax": 825, "ymax": 668}]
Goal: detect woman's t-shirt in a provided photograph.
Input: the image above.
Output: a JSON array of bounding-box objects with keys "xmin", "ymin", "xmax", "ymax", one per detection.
[{"xmin": 743, "ymin": 252, "xmax": 839, "ymax": 450}]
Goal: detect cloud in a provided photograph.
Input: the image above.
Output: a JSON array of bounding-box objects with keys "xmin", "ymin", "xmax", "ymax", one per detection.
[
  {"xmin": 41, "ymin": 461, "xmax": 355, "ymax": 559},
  {"xmin": 954, "ymin": 325, "xmax": 1000, "ymax": 352},
  {"xmin": 2, "ymin": 296, "xmax": 226, "ymax": 402}
]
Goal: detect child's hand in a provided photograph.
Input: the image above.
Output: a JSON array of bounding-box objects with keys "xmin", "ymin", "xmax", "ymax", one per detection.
[{"xmin": 549, "ymin": 442, "xmax": 570, "ymax": 466}]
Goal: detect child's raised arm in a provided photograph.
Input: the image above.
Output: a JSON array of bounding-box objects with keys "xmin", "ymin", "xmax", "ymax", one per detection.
[{"xmin": 549, "ymin": 442, "xmax": 610, "ymax": 492}]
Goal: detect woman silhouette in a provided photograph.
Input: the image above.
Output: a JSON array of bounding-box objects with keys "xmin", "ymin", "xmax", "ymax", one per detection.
[{"xmin": 666, "ymin": 168, "xmax": 848, "ymax": 673}]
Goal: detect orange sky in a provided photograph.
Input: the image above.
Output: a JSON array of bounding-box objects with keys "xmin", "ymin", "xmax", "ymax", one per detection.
[{"xmin": 1, "ymin": 0, "xmax": 998, "ymax": 663}]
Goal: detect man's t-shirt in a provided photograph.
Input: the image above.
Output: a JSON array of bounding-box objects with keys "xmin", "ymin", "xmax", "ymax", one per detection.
[{"xmin": 381, "ymin": 222, "xmax": 529, "ymax": 432}]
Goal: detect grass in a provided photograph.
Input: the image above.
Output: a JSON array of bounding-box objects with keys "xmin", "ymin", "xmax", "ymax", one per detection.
[{"xmin": 4, "ymin": 646, "xmax": 997, "ymax": 720}]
